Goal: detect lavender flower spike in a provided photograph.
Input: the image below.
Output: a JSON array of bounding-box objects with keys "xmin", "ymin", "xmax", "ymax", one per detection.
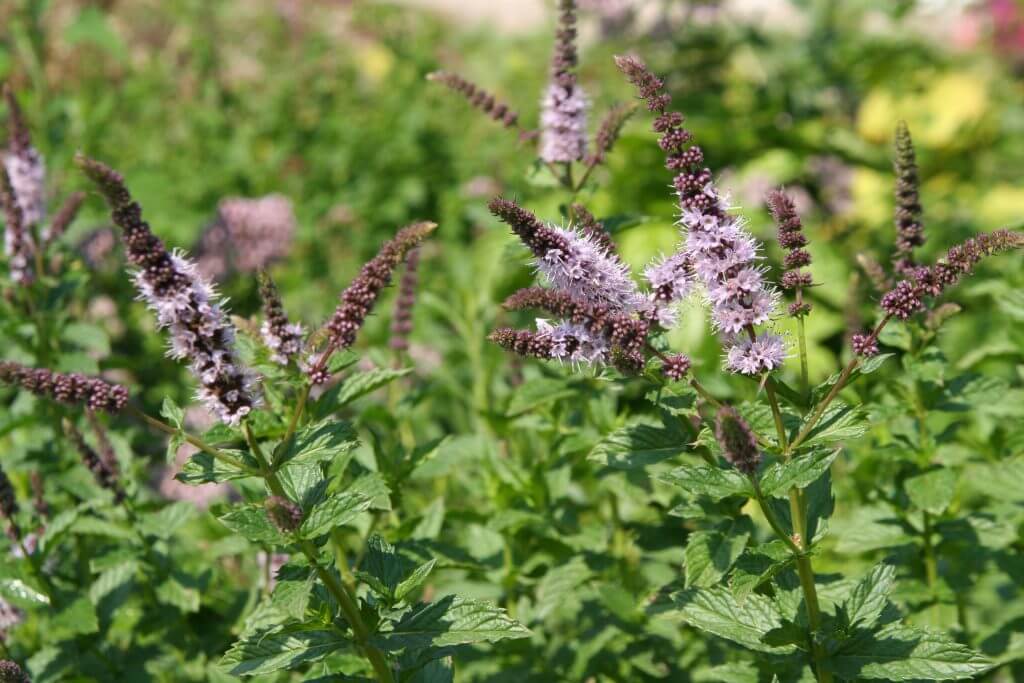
[
  {"xmin": 539, "ymin": 0, "xmax": 588, "ymax": 163},
  {"xmin": 65, "ymin": 421, "xmax": 124, "ymax": 503},
  {"xmin": 389, "ymin": 247, "xmax": 421, "ymax": 352},
  {"xmin": 3, "ymin": 85, "xmax": 46, "ymax": 232},
  {"xmin": 0, "ymin": 165, "xmax": 34, "ymax": 285},
  {"xmin": 427, "ymin": 72, "xmax": 519, "ymax": 128},
  {"xmin": 489, "ymin": 197, "xmax": 640, "ymax": 311},
  {"xmin": 76, "ymin": 154, "xmax": 258, "ymax": 425},
  {"xmin": 616, "ymin": 54, "xmax": 783, "ymax": 375},
  {"xmin": 308, "ymin": 221, "xmax": 436, "ymax": 384},
  {"xmin": 258, "ymin": 270, "xmax": 305, "ymax": 365},
  {"xmin": 767, "ymin": 189, "xmax": 813, "ymax": 318},
  {"xmin": 0, "ymin": 362, "xmax": 128, "ymax": 413}
]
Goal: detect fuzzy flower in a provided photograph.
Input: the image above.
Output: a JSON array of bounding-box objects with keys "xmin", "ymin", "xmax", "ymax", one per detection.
[
  {"xmin": 43, "ymin": 191, "xmax": 86, "ymax": 247},
  {"xmin": 661, "ymin": 354, "xmax": 691, "ymax": 381},
  {"xmin": 265, "ymin": 496, "xmax": 303, "ymax": 533},
  {"xmin": 65, "ymin": 421, "xmax": 124, "ymax": 503},
  {"xmin": 489, "ymin": 327, "xmax": 557, "ymax": 360},
  {"xmin": 587, "ymin": 102, "xmax": 635, "ymax": 166},
  {"xmin": 0, "ymin": 165, "xmax": 34, "ymax": 285},
  {"xmin": 617, "ymin": 54, "xmax": 783, "ymax": 375},
  {"xmin": 390, "ymin": 247, "xmax": 421, "ymax": 352},
  {"xmin": 881, "ymin": 229, "xmax": 1023, "ymax": 320},
  {"xmin": 0, "ymin": 362, "xmax": 128, "ymax": 413},
  {"xmin": 490, "ymin": 198, "xmax": 640, "ymax": 311},
  {"xmin": 892, "ymin": 121, "xmax": 925, "ymax": 275},
  {"xmin": 643, "ymin": 251, "xmax": 693, "ymax": 324},
  {"xmin": 3, "ymin": 86, "xmax": 45, "ymax": 232},
  {"xmin": 540, "ymin": 0, "xmax": 588, "ymax": 163},
  {"xmin": 427, "ymin": 72, "xmax": 519, "ymax": 128},
  {"xmin": 714, "ymin": 406, "xmax": 761, "ymax": 475},
  {"xmin": 76, "ymin": 154, "xmax": 258, "ymax": 425},
  {"xmin": 258, "ymin": 271, "xmax": 304, "ymax": 365},
  {"xmin": 571, "ymin": 204, "xmax": 617, "ymax": 256},
  {"xmin": 308, "ymin": 222, "xmax": 436, "ymax": 384},
  {"xmin": 0, "ymin": 466, "xmax": 19, "ymax": 541},
  {"xmin": 851, "ymin": 333, "xmax": 879, "ymax": 357},
  {"xmin": 196, "ymin": 195, "xmax": 296, "ymax": 279},
  {"xmin": 724, "ymin": 333, "xmax": 788, "ymax": 376},
  {"xmin": 0, "ymin": 659, "xmax": 29, "ymax": 683}
]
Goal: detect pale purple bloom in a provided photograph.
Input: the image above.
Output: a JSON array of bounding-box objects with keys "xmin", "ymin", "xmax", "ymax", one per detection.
[
  {"xmin": 725, "ymin": 333, "xmax": 788, "ymax": 375},
  {"xmin": 536, "ymin": 318, "xmax": 609, "ymax": 365},
  {"xmin": 538, "ymin": 225, "xmax": 641, "ymax": 311},
  {"xmin": 540, "ymin": 84, "xmax": 588, "ymax": 163}
]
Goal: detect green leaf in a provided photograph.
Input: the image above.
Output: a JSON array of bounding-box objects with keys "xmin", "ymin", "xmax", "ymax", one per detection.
[
  {"xmin": 176, "ymin": 449, "xmax": 256, "ymax": 485},
  {"xmin": 0, "ymin": 578, "xmax": 50, "ymax": 608},
  {"xmin": 50, "ymin": 595, "xmax": 99, "ymax": 638},
  {"xmin": 356, "ymin": 535, "xmax": 436, "ymax": 602},
  {"xmin": 906, "ymin": 469, "xmax": 957, "ymax": 515},
  {"xmin": 270, "ymin": 563, "xmax": 315, "ymax": 621},
  {"xmin": 277, "ymin": 418, "xmax": 358, "ymax": 467},
  {"xmin": 798, "ymin": 403, "xmax": 868, "ymax": 448},
  {"xmin": 659, "ymin": 465, "xmax": 753, "ymax": 501},
  {"xmin": 668, "ymin": 586, "xmax": 792, "ymax": 654},
  {"xmin": 155, "ymin": 573, "xmax": 201, "ymax": 613},
  {"xmin": 830, "ymin": 625, "xmax": 992, "ymax": 681},
  {"xmin": 161, "ymin": 397, "xmax": 185, "ymax": 429},
  {"xmin": 219, "ymin": 626, "xmax": 351, "ymax": 676},
  {"xmin": 729, "ymin": 541, "xmax": 792, "ymax": 602},
  {"xmin": 319, "ymin": 367, "xmax": 411, "ymax": 413},
  {"xmin": 62, "ymin": 322, "xmax": 110, "ymax": 355},
  {"xmin": 298, "ymin": 490, "xmax": 372, "ymax": 539},
  {"xmin": 507, "ymin": 377, "xmax": 576, "ymax": 416},
  {"xmin": 218, "ymin": 504, "xmax": 290, "ymax": 545},
  {"xmin": 589, "ymin": 422, "xmax": 688, "ymax": 469},
  {"xmin": 372, "ymin": 595, "xmax": 530, "ymax": 650},
  {"xmin": 137, "ymin": 501, "xmax": 195, "ymax": 539},
  {"xmin": 759, "ymin": 449, "xmax": 840, "ymax": 498},
  {"xmin": 535, "ymin": 558, "xmax": 592, "ymax": 620},
  {"xmin": 685, "ymin": 528, "xmax": 749, "ymax": 588},
  {"xmin": 842, "ymin": 564, "xmax": 896, "ymax": 630}
]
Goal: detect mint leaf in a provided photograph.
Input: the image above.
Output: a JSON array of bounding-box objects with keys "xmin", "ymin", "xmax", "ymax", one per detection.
[
  {"xmin": 175, "ymin": 449, "xmax": 256, "ymax": 485},
  {"xmin": 830, "ymin": 625, "xmax": 992, "ymax": 680},
  {"xmin": 659, "ymin": 465, "xmax": 753, "ymax": 501},
  {"xmin": 589, "ymin": 422, "xmax": 688, "ymax": 469},
  {"xmin": 277, "ymin": 418, "xmax": 358, "ymax": 467},
  {"xmin": 685, "ymin": 527, "xmax": 749, "ymax": 588},
  {"xmin": 799, "ymin": 403, "xmax": 868, "ymax": 448},
  {"xmin": 372, "ymin": 595, "xmax": 530, "ymax": 650},
  {"xmin": 842, "ymin": 564, "xmax": 896, "ymax": 630},
  {"xmin": 298, "ymin": 490, "xmax": 372, "ymax": 539},
  {"xmin": 507, "ymin": 377, "xmax": 576, "ymax": 416},
  {"xmin": 906, "ymin": 469, "xmax": 957, "ymax": 515},
  {"xmin": 217, "ymin": 504, "xmax": 289, "ymax": 545},
  {"xmin": 759, "ymin": 448, "xmax": 840, "ymax": 498},
  {"xmin": 356, "ymin": 535, "xmax": 436, "ymax": 603},
  {"xmin": 220, "ymin": 626, "xmax": 351, "ymax": 676},
  {"xmin": 669, "ymin": 586, "xmax": 792, "ymax": 654}
]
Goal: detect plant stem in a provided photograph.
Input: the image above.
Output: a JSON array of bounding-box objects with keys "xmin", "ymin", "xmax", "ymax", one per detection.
[
  {"xmin": 125, "ymin": 405, "xmax": 259, "ymax": 475},
  {"xmin": 271, "ymin": 383, "xmax": 311, "ymax": 467},
  {"xmin": 299, "ymin": 539, "xmax": 395, "ymax": 683},
  {"xmin": 796, "ymin": 313, "xmax": 810, "ymax": 399},
  {"xmin": 922, "ymin": 511, "xmax": 940, "ymax": 625}
]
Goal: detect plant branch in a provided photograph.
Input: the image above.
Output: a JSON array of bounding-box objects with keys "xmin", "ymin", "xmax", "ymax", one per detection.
[{"xmin": 125, "ymin": 404, "xmax": 259, "ymax": 475}]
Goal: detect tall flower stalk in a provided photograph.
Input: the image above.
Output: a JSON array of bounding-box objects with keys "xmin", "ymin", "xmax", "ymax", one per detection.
[
  {"xmin": 76, "ymin": 154, "xmax": 258, "ymax": 425},
  {"xmin": 892, "ymin": 121, "xmax": 925, "ymax": 276},
  {"xmin": 768, "ymin": 189, "xmax": 813, "ymax": 394},
  {"xmin": 539, "ymin": 0, "xmax": 587, "ymax": 165}
]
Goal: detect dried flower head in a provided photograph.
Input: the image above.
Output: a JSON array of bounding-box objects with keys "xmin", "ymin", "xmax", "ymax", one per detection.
[
  {"xmin": 265, "ymin": 496, "xmax": 303, "ymax": 533},
  {"xmin": 258, "ymin": 270, "xmax": 304, "ymax": 365},
  {"xmin": 86, "ymin": 411, "xmax": 121, "ymax": 481},
  {"xmin": 0, "ymin": 362, "xmax": 128, "ymax": 413},
  {"xmin": 0, "ymin": 467, "xmax": 20, "ymax": 541},
  {"xmin": 892, "ymin": 121, "xmax": 925, "ymax": 275},
  {"xmin": 617, "ymin": 54, "xmax": 783, "ymax": 375},
  {"xmin": 389, "ymin": 247, "xmax": 421, "ymax": 352},
  {"xmin": 0, "ymin": 659, "xmax": 29, "ymax": 683},
  {"xmin": 714, "ymin": 406, "xmax": 761, "ymax": 475},
  {"xmin": 0, "ymin": 165, "xmax": 34, "ymax": 285},
  {"xmin": 64, "ymin": 421, "xmax": 124, "ymax": 503},
  {"xmin": 3, "ymin": 85, "xmax": 46, "ymax": 232},
  {"xmin": 308, "ymin": 221, "xmax": 436, "ymax": 384},
  {"xmin": 76, "ymin": 154, "xmax": 258, "ymax": 425},
  {"xmin": 427, "ymin": 72, "xmax": 518, "ymax": 128}
]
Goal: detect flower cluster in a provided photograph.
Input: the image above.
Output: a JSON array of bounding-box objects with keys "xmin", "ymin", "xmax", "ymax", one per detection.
[
  {"xmin": 714, "ymin": 407, "xmax": 761, "ymax": 475},
  {"xmin": 197, "ymin": 194, "xmax": 296, "ymax": 278},
  {"xmin": 892, "ymin": 121, "xmax": 925, "ymax": 275},
  {"xmin": 661, "ymin": 353, "xmax": 691, "ymax": 381},
  {"xmin": 426, "ymin": 72, "xmax": 519, "ymax": 128},
  {"xmin": 880, "ymin": 230, "xmax": 1023, "ymax": 321},
  {"xmin": 65, "ymin": 421, "xmax": 124, "ymax": 503},
  {"xmin": 76, "ymin": 154, "xmax": 258, "ymax": 425},
  {"xmin": 3, "ymin": 85, "xmax": 45, "ymax": 233},
  {"xmin": 0, "ymin": 362, "xmax": 128, "ymax": 413},
  {"xmin": 540, "ymin": 0, "xmax": 588, "ymax": 163},
  {"xmin": 767, "ymin": 189, "xmax": 813, "ymax": 318},
  {"xmin": 258, "ymin": 270, "xmax": 305, "ymax": 365},
  {"xmin": 389, "ymin": 247, "xmax": 421, "ymax": 352},
  {"xmin": 489, "ymin": 327, "xmax": 556, "ymax": 360},
  {"xmin": 851, "ymin": 333, "xmax": 879, "ymax": 357},
  {"xmin": 0, "ymin": 659, "xmax": 29, "ymax": 683},
  {"xmin": 616, "ymin": 54, "xmax": 784, "ymax": 376},
  {"xmin": 0, "ymin": 164, "xmax": 33, "ymax": 285},
  {"xmin": 265, "ymin": 496, "xmax": 303, "ymax": 533},
  {"xmin": 307, "ymin": 221, "xmax": 436, "ymax": 384}
]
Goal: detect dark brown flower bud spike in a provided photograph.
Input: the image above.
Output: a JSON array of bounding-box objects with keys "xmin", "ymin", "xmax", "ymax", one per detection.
[
  {"xmin": 0, "ymin": 466, "xmax": 21, "ymax": 541},
  {"xmin": 65, "ymin": 421, "xmax": 124, "ymax": 503},
  {"xmin": 892, "ymin": 121, "xmax": 925, "ymax": 276},
  {"xmin": 0, "ymin": 362, "xmax": 129, "ymax": 413},
  {"xmin": 389, "ymin": 247, "xmax": 422, "ymax": 354},
  {"xmin": 427, "ymin": 72, "xmax": 519, "ymax": 129}
]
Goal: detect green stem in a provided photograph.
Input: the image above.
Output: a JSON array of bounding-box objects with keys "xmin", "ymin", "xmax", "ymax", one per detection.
[
  {"xmin": 272, "ymin": 383, "xmax": 311, "ymax": 467},
  {"xmin": 922, "ymin": 511, "xmax": 940, "ymax": 625},
  {"xmin": 796, "ymin": 312, "xmax": 810, "ymax": 400},
  {"xmin": 126, "ymin": 405, "xmax": 259, "ymax": 475},
  {"xmin": 299, "ymin": 540, "xmax": 395, "ymax": 683}
]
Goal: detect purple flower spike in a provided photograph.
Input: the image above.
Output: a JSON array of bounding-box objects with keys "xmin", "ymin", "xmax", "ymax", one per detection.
[{"xmin": 540, "ymin": 0, "xmax": 587, "ymax": 163}]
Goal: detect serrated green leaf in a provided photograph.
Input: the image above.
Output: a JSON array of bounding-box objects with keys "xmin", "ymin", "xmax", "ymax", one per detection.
[
  {"xmin": 372, "ymin": 595, "xmax": 530, "ymax": 650},
  {"xmin": 176, "ymin": 449, "xmax": 256, "ymax": 485},
  {"xmin": 830, "ymin": 625, "xmax": 992, "ymax": 680},
  {"xmin": 0, "ymin": 578, "xmax": 50, "ymax": 607},
  {"xmin": 729, "ymin": 541, "xmax": 792, "ymax": 602},
  {"xmin": 535, "ymin": 558, "xmax": 592, "ymax": 620},
  {"xmin": 588, "ymin": 422, "xmax": 687, "ymax": 469},
  {"xmin": 220, "ymin": 626, "xmax": 351, "ymax": 676},
  {"xmin": 843, "ymin": 564, "xmax": 895, "ymax": 630},
  {"xmin": 277, "ymin": 418, "xmax": 358, "ymax": 467},
  {"xmin": 685, "ymin": 529, "xmax": 749, "ymax": 588},
  {"xmin": 759, "ymin": 449, "xmax": 840, "ymax": 498},
  {"xmin": 320, "ymin": 367, "xmax": 411, "ymax": 413},
  {"xmin": 298, "ymin": 490, "xmax": 372, "ymax": 539},
  {"xmin": 668, "ymin": 586, "xmax": 792, "ymax": 654},
  {"xmin": 799, "ymin": 403, "xmax": 868, "ymax": 448},
  {"xmin": 161, "ymin": 397, "xmax": 184, "ymax": 429},
  {"xmin": 506, "ymin": 377, "xmax": 576, "ymax": 417},
  {"xmin": 963, "ymin": 457, "xmax": 1024, "ymax": 503},
  {"xmin": 218, "ymin": 504, "xmax": 290, "ymax": 545},
  {"xmin": 659, "ymin": 465, "xmax": 753, "ymax": 501},
  {"xmin": 270, "ymin": 563, "xmax": 315, "ymax": 621},
  {"xmin": 50, "ymin": 595, "xmax": 99, "ymax": 638},
  {"xmin": 906, "ymin": 469, "xmax": 957, "ymax": 515},
  {"xmin": 155, "ymin": 573, "xmax": 201, "ymax": 613},
  {"xmin": 137, "ymin": 501, "xmax": 195, "ymax": 539}
]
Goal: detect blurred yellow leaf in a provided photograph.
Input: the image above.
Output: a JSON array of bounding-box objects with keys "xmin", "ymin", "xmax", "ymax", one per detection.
[
  {"xmin": 354, "ymin": 42, "xmax": 395, "ymax": 84},
  {"xmin": 978, "ymin": 184, "xmax": 1024, "ymax": 228},
  {"xmin": 850, "ymin": 168, "xmax": 891, "ymax": 226},
  {"xmin": 919, "ymin": 72, "xmax": 988, "ymax": 147}
]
